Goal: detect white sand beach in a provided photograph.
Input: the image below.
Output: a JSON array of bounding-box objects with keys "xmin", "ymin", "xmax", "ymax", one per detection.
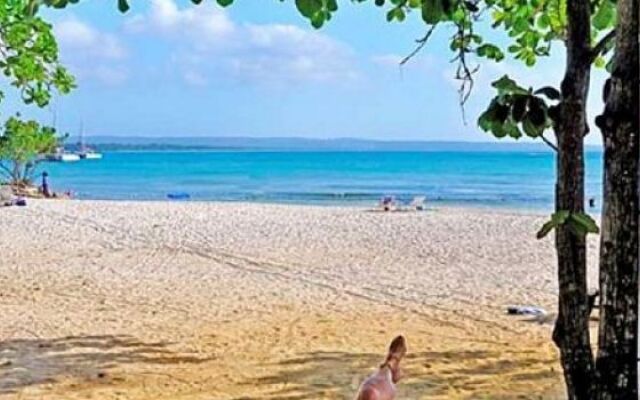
[{"xmin": 0, "ymin": 200, "xmax": 600, "ymax": 399}]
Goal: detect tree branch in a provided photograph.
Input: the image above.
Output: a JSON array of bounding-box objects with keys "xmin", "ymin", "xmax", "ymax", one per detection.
[
  {"xmin": 590, "ymin": 29, "xmax": 616, "ymax": 62},
  {"xmin": 400, "ymin": 24, "xmax": 438, "ymax": 66},
  {"xmin": 541, "ymin": 133, "xmax": 558, "ymax": 152},
  {"xmin": 450, "ymin": 12, "xmax": 480, "ymax": 124}
]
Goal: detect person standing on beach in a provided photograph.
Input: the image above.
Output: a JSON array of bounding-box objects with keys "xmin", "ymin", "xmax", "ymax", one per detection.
[{"xmin": 41, "ymin": 171, "xmax": 51, "ymax": 198}]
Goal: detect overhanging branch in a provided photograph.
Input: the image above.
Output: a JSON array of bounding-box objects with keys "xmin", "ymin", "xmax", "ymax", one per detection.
[
  {"xmin": 541, "ymin": 133, "xmax": 558, "ymax": 152},
  {"xmin": 590, "ymin": 29, "xmax": 616, "ymax": 63},
  {"xmin": 400, "ymin": 24, "xmax": 438, "ymax": 66}
]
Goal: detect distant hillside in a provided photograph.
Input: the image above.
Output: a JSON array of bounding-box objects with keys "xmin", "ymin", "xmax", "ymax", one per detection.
[{"xmin": 66, "ymin": 136, "xmax": 600, "ymax": 152}]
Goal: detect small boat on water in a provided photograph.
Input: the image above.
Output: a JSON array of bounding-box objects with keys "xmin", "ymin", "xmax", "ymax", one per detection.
[
  {"xmin": 48, "ymin": 148, "xmax": 81, "ymax": 162},
  {"xmin": 79, "ymin": 150, "xmax": 103, "ymax": 160},
  {"xmin": 76, "ymin": 121, "xmax": 103, "ymax": 160}
]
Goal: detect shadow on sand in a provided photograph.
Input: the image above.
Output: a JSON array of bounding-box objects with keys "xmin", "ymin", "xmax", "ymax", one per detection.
[
  {"xmin": 0, "ymin": 334, "xmax": 211, "ymax": 395},
  {"xmin": 231, "ymin": 349, "xmax": 558, "ymax": 400}
]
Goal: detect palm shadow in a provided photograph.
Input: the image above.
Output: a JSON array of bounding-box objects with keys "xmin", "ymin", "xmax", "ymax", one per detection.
[{"xmin": 0, "ymin": 334, "xmax": 212, "ymax": 395}]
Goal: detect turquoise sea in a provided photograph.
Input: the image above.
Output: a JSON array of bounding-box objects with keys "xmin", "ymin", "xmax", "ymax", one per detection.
[{"xmin": 42, "ymin": 150, "xmax": 603, "ymax": 210}]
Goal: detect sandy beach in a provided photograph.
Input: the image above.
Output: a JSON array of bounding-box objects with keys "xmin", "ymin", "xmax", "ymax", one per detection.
[{"xmin": 0, "ymin": 200, "xmax": 600, "ymax": 399}]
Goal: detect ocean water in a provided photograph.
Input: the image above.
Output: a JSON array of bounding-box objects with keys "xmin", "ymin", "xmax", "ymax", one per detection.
[{"xmin": 41, "ymin": 151, "xmax": 604, "ymax": 211}]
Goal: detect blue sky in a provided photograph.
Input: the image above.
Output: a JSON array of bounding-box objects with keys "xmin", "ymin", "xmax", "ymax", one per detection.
[{"xmin": 11, "ymin": 1, "xmax": 605, "ymax": 143}]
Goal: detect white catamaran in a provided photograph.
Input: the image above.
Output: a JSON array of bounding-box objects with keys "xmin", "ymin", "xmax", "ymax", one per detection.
[
  {"xmin": 77, "ymin": 121, "xmax": 103, "ymax": 160},
  {"xmin": 48, "ymin": 148, "xmax": 81, "ymax": 162}
]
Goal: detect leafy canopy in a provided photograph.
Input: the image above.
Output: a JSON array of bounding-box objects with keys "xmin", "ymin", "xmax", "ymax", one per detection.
[
  {"xmin": 1, "ymin": 0, "xmax": 76, "ymax": 108},
  {"xmin": 0, "ymin": 1, "xmax": 77, "ymax": 186},
  {"xmin": 0, "ymin": 116, "xmax": 59, "ymax": 184}
]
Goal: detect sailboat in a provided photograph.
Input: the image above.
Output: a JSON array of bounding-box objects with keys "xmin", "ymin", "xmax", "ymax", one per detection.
[
  {"xmin": 76, "ymin": 121, "xmax": 103, "ymax": 160},
  {"xmin": 48, "ymin": 147, "xmax": 81, "ymax": 162},
  {"xmin": 45, "ymin": 101, "xmax": 80, "ymax": 162}
]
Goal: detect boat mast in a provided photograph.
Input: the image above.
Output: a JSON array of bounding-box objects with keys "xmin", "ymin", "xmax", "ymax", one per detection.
[{"xmin": 79, "ymin": 119, "xmax": 85, "ymax": 152}]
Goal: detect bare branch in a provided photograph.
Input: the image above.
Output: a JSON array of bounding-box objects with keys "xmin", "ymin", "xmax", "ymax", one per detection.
[
  {"xmin": 541, "ymin": 133, "xmax": 558, "ymax": 152},
  {"xmin": 590, "ymin": 29, "xmax": 616, "ymax": 62},
  {"xmin": 450, "ymin": 12, "xmax": 480, "ymax": 124},
  {"xmin": 400, "ymin": 24, "xmax": 438, "ymax": 66}
]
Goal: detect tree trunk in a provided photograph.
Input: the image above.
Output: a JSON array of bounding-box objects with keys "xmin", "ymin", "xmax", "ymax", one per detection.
[
  {"xmin": 551, "ymin": 0, "xmax": 596, "ymax": 397},
  {"xmin": 595, "ymin": 0, "xmax": 639, "ymax": 395}
]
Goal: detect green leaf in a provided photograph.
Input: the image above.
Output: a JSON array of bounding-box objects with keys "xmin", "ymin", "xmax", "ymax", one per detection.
[
  {"xmin": 511, "ymin": 95, "xmax": 528, "ymax": 121},
  {"xmin": 464, "ymin": 1, "xmax": 479, "ymax": 12},
  {"xmin": 523, "ymin": 114, "xmax": 544, "ymax": 137},
  {"xmin": 477, "ymin": 44, "xmax": 505, "ymax": 61},
  {"xmin": 547, "ymin": 0, "xmax": 567, "ymax": 35},
  {"xmin": 505, "ymin": 121, "xmax": 522, "ymax": 139},
  {"xmin": 492, "ymin": 75, "xmax": 528, "ymax": 95},
  {"xmin": 422, "ymin": 0, "xmax": 445, "ymax": 24},
  {"xmin": 593, "ymin": 0, "xmax": 615, "ymax": 30},
  {"xmin": 528, "ymin": 97, "xmax": 547, "ymax": 126},
  {"xmin": 296, "ymin": 0, "xmax": 322, "ymax": 18},
  {"xmin": 326, "ymin": 0, "xmax": 338, "ymax": 11},
  {"xmin": 552, "ymin": 210, "xmax": 570, "ymax": 224},
  {"xmin": 537, "ymin": 14, "xmax": 550, "ymax": 29},
  {"xmin": 387, "ymin": 7, "xmax": 406, "ymax": 21},
  {"xmin": 310, "ymin": 11, "xmax": 325, "ymax": 28},
  {"xmin": 117, "ymin": 0, "xmax": 130, "ymax": 13},
  {"xmin": 534, "ymin": 86, "xmax": 561, "ymax": 100},
  {"xmin": 537, "ymin": 219, "xmax": 556, "ymax": 239},
  {"xmin": 569, "ymin": 212, "xmax": 600, "ymax": 235},
  {"xmin": 478, "ymin": 100, "xmax": 500, "ymax": 131},
  {"xmin": 537, "ymin": 211, "xmax": 597, "ymax": 239},
  {"xmin": 537, "ymin": 211, "xmax": 572, "ymax": 239}
]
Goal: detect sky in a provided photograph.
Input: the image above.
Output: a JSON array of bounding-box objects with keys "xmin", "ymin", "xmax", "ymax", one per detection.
[{"xmin": 7, "ymin": 0, "xmax": 607, "ymax": 143}]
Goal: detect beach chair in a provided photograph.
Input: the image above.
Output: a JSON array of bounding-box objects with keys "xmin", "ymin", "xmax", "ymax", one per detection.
[
  {"xmin": 409, "ymin": 196, "xmax": 426, "ymax": 211},
  {"xmin": 379, "ymin": 196, "xmax": 396, "ymax": 212}
]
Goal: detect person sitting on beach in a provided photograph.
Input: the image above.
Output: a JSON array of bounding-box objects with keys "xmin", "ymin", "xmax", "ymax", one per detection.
[
  {"xmin": 380, "ymin": 196, "xmax": 395, "ymax": 212},
  {"xmin": 355, "ymin": 335, "xmax": 407, "ymax": 400}
]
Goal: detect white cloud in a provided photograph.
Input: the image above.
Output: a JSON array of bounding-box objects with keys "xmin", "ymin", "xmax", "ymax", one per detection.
[
  {"xmin": 55, "ymin": 17, "xmax": 127, "ymax": 60},
  {"xmin": 125, "ymin": 0, "xmax": 236, "ymax": 47},
  {"xmin": 54, "ymin": 17, "xmax": 128, "ymax": 86},
  {"xmin": 126, "ymin": 0, "xmax": 357, "ymax": 86}
]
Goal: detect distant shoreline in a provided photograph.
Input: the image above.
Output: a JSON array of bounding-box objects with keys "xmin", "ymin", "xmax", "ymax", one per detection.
[
  {"xmin": 65, "ymin": 137, "xmax": 603, "ymax": 153},
  {"xmin": 79, "ymin": 147, "xmax": 605, "ymax": 153}
]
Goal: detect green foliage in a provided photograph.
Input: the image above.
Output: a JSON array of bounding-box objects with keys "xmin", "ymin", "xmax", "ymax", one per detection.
[
  {"xmin": 114, "ymin": 0, "xmax": 235, "ymax": 13},
  {"xmin": 537, "ymin": 211, "xmax": 599, "ymax": 239},
  {"xmin": 0, "ymin": 1, "xmax": 76, "ymax": 108},
  {"xmin": 592, "ymin": 0, "xmax": 615, "ymax": 30},
  {"xmin": 0, "ymin": 1, "xmax": 76, "ymax": 186},
  {"xmin": 0, "ymin": 116, "xmax": 59, "ymax": 184},
  {"xmin": 477, "ymin": 75, "xmax": 557, "ymax": 140},
  {"xmin": 272, "ymin": 0, "xmax": 578, "ymax": 68}
]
